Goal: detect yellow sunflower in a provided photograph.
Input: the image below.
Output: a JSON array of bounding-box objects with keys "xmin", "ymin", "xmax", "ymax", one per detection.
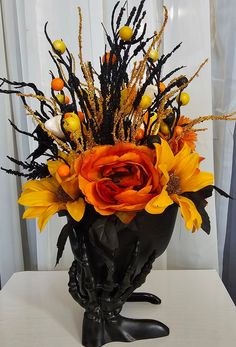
[
  {"xmin": 145, "ymin": 140, "xmax": 214, "ymax": 231},
  {"xmin": 18, "ymin": 176, "xmax": 85, "ymax": 231},
  {"xmin": 47, "ymin": 151, "xmax": 82, "ymax": 200}
]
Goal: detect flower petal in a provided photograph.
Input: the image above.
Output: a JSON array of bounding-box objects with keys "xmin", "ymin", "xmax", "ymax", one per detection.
[
  {"xmin": 172, "ymin": 194, "xmax": 202, "ymax": 231},
  {"xmin": 66, "ymin": 198, "xmax": 86, "ymax": 222},
  {"xmin": 22, "ymin": 178, "xmax": 58, "ymax": 192},
  {"xmin": 18, "ymin": 191, "xmax": 57, "ymax": 207},
  {"xmin": 172, "ymin": 143, "xmax": 192, "ymax": 166},
  {"xmin": 94, "ymin": 206, "xmax": 114, "ymax": 216},
  {"xmin": 145, "ymin": 186, "xmax": 174, "ymax": 214},
  {"xmin": 61, "ymin": 175, "xmax": 80, "ymax": 200},
  {"xmin": 158, "ymin": 163, "xmax": 170, "ymax": 185},
  {"xmin": 23, "ymin": 207, "xmax": 47, "ymax": 219},
  {"xmin": 155, "ymin": 140, "xmax": 174, "ymax": 170},
  {"xmin": 174, "ymin": 152, "xmax": 199, "ymax": 180},
  {"xmin": 47, "ymin": 160, "xmax": 62, "ymax": 177},
  {"xmin": 181, "ymin": 172, "xmax": 214, "ymax": 193},
  {"xmin": 115, "ymin": 189, "xmax": 153, "ymax": 205},
  {"xmin": 116, "ymin": 211, "xmax": 137, "ymax": 224},
  {"xmin": 38, "ymin": 203, "xmax": 64, "ymax": 231}
]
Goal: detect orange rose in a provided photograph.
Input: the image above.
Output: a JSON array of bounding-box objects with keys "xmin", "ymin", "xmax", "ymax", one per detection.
[{"xmin": 78, "ymin": 143, "xmax": 160, "ymax": 223}]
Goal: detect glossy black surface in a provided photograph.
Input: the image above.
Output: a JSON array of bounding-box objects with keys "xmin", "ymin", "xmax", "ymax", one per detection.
[
  {"xmin": 127, "ymin": 292, "xmax": 161, "ymax": 304},
  {"xmin": 82, "ymin": 313, "xmax": 169, "ymax": 347},
  {"xmin": 68, "ymin": 204, "xmax": 178, "ymax": 347}
]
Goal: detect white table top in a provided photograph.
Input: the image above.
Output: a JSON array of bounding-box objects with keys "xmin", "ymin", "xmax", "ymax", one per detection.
[{"xmin": 0, "ymin": 270, "xmax": 235, "ymax": 346}]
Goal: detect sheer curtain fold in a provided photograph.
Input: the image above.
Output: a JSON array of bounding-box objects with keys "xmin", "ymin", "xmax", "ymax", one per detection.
[
  {"xmin": 0, "ymin": 0, "xmax": 24, "ymax": 286},
  {"xmin": 0, "ymin": 0, "xmax": 38, "ymax": 286},
  {"xmin": 210, "ymin": 0, "xmax": 236, "ymax": 301},
  {"xmin": 161, "ymin": 0, "xmax": 218, "ymax": 270},
  {"xmin": 211, "ymin": 0, "xmax": 236, "ymax": 275}
]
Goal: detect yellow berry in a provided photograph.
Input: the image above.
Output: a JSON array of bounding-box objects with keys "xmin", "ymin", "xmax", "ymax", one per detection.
[
  {"xmin": 55, "ymin": 94, "xmax": 65, "ymax": 104},
  {"xmin": 139, "ymin": 95, "xmax": 152, "ymax": 109},
  {"xmin": 63, "ymin": 112, "xmax": 81, "ymax": 132},
  {"xmin": 57, "ymin": 164, "xmax": 70, "ymax": 177},
  {"xmin": 52, "ymin": 40, "xmax": 67, "ymax": 54},
  {"xmin": 119, "ymin": 26, "xmax": 133, "ymax": 41},
  {"xmin": 149, "ymin": 49, "xmax": 159, "ymax": 62},
  {"xmin": 160, "ymin": 121, "xmax": 170, "ymax": 136},
  {"xmin": 176, "ymin": 92, "xmax": 190, "ymax": 106}
]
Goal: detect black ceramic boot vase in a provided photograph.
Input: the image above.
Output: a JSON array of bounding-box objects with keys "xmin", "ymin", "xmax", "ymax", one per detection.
[
  {"xmin": 82, "ymin": 312, "xmax": 169, "ymax": 347},
  {"xmin": 67, "ymin": 204, "xmax": 178, "ymax": 347}
]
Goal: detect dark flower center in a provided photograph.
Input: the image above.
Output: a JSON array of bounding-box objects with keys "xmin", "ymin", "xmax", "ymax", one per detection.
[
  {"xmin": 166, "ymin": 173, "xmax": 181, "ymax": 195},
  {"xmin": 57, "ymin": 186, "xmax": 73, "ymax": 202}
]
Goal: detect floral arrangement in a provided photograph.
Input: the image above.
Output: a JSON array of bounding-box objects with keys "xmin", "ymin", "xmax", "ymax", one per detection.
[{"xmin": 1, "ymin": 0, "xmax": 234, "ymax": 260}]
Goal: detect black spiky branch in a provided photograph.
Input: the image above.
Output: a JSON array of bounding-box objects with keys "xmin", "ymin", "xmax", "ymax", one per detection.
[
  {"xmin": 0, "ymin": 76, "xmax": 62, "ymax": 177},
  {"xmin": 8, "ymin": 119, "xmax": 38, "ymax": 140},
  {"xmin": 1, "ymin": 156, "xmax": 49, "ymax": 179},
  {"xmin": 98, "ymin": 0, "xmax": 161, "ymax": 144},
  {"xmin": 0, "ymin": 0, "xmax": 206, "ymax": 180},
  {"xmin": 98, "ymin": 2, "xmax": 181, "ymax": 143},
  {"xmin": 0, "ymin": 78, "xmax": 53, "ymax": 120}
]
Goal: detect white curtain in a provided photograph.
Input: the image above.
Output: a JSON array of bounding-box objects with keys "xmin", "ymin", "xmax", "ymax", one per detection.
[
  {"xmin": 210, "ymin": 0, "xmax": 236, "ymax": 276},
  {"xmin": 0, "ymin": 0, "xmax": 219, "ymax": 279},
  {"xmin": 162, "ymin": 0, "xmax": 218, "ymax": 270},
  {"xmin": 0, "ymin": 0, "xmax": 24, "ymax": 286},
  {"xmin": 0, "ymin": 0, "xmax": 38, "ymax": 286}
]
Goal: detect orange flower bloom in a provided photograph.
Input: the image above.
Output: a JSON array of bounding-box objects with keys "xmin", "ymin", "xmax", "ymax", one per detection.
[
  {"xmin": 78, "ymin": 143, "xmax": 160, "ymax": 223},
  {"xmin": 169, "ymin": 116, "xmax": 197, "ymax": 154}
]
